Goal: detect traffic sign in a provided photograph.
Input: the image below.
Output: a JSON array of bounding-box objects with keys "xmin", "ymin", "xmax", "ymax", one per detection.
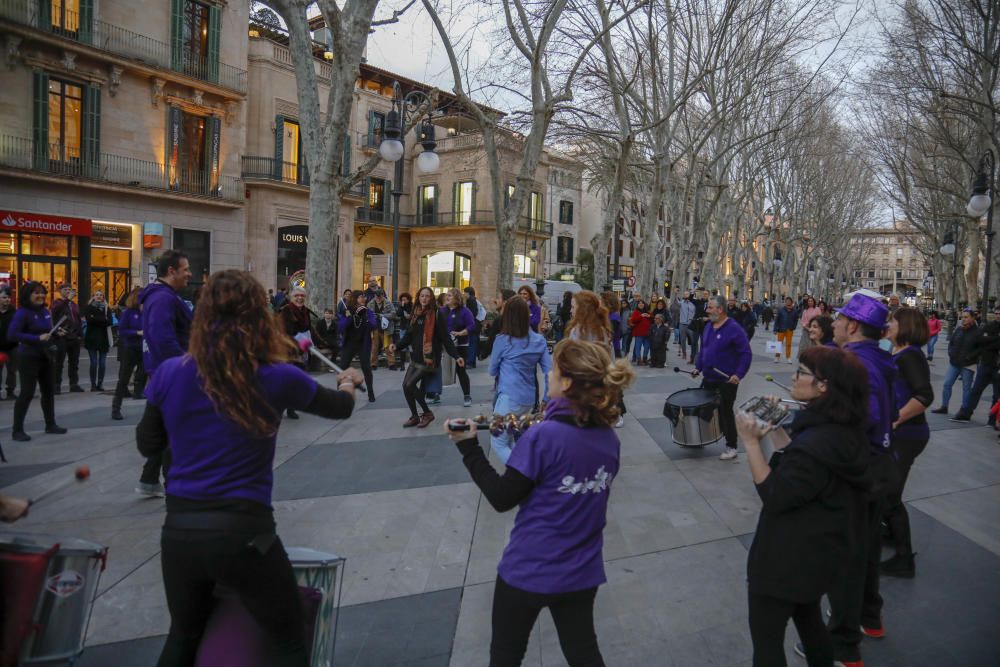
[{"xmin": 612, "ymin": 279, "xmax": 625, "ymax": 291}]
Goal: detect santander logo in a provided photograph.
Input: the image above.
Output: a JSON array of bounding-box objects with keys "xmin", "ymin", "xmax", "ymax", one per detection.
[
  {"xmin": 1, "ymin": 214, "xmax": 15, "ymax": 228},
  {"xmin": 0, "ymin": 210, "xmax": 90, "ymax": 236}
]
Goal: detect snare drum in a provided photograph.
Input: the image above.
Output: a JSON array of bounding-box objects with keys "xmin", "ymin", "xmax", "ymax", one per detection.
[
  {"xmin": 288, "ymin": 547, "xmax": 344, "ymax": 667},
  {"xmin": 0, "ymin": 532, "xmax": 107, "ymax": 665},
  {"xmin": 663, "ymin": 388, "xmax": 723, "ymax": 447}
]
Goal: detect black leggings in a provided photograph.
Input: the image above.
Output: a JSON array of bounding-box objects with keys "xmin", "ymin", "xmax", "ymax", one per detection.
[
  {"xmin": 338, "ymin": 342, "xmax": 375, "ymax": 401},
  {"xmin": 748, "ymin": 593, "xmax": 832, "ymax": 667},
  {"xmin": 455, "ymin": 345, "xmax": 471, "ymax": 396},
  {"xmin": 13, "ymin": 353, "xmax": 56, "ymax": 432},
  {"xmin": 113, "ymin": 345, "xmax": 146, "ymax": 409},
  {"xmin": 157, "ymin": 529, "xmax": 307, "ymax": 667},
  {"xmin": 884, "ymin": 435, "xmax": 928, "ymax": 556},
  {"xmin": 490, "ymin": 576, "xmax": 604, "ymax": 667},
  {"xmin": 402, "ymin": 362, "xmax": 435, "ymax": 416},
  {"xmin": 704, "ymin": 380, "xmax": 738, "ymax": 448}
]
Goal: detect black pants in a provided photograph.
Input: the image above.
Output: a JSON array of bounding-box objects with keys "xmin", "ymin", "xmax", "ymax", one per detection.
[
  {"xmin": 490, "ymin": 576, "xmax": 604, "ymax": 667},
  {"xmin": 703, "ymin": 380, "xmax": 738, "ymax": 448},
  {"xmin": 748, "ymin": 593, "xmax": 832, "ymax": 667},
  {"xmin": 13, "ymin": 353, "xmax": 56, "ymax": 432},
  {"xmin": 54, "ymin": 338, "xmax": 81, "ymax": 388},
  {"xmin": 402, "ymin": 362, "xmax": 435, "ymax": 416},
  {"xmin": 113, "ymin": 346, "xmax": 146, "ymax": 410},
  {"xmin": 455, "ymin": 345, "xmax": 471, "ymax": 396},
  {"xmin": 158, "ymin": 529, "xmax": 307, "ymax": 667},
  {"xmin": 338, "ymin": 342, "xmax": 375, "ymax": 401},
  {"xmin": 0, "ymin": 349, "xmax": 16, "ymax": 395},
  {"xmin": 959, "ymin": 364, "xmax": 1000, "ymax": 417},
  {"xmin": 141, "ymin": 448, "xmax": 171, "ymax": 485},
  {"xmin": 883, "ymin": 435, "xmax": 928, "ymax": 556}
]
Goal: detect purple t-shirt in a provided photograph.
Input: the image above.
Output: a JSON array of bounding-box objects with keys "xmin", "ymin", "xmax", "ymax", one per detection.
[
  {"xmin": 145, "ymin": 355, "xmax": 318, "ymax": 507},
  {"xmin": 499, "ymin": 397, "xmax": 620, "ymax": 594}
]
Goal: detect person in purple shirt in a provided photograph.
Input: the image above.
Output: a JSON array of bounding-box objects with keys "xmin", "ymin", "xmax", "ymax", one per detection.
[
  {"xmin": 445, "ymin": 339, "xmax": 634, "ymax": 666},
  {"xmin": 111, "ymin": 286, "xmax": 145, "ymax": 421},
  {"xmin": 10, "ymin": 282, "xmax": 68, "ymax": 441},
  {"xmin": 137, "ymin": 270, "xmax": 361, "ymax": 667},
  {"xmin": 517, "ymin": 284, "xmax": 542, "ymax": 332},
  {"xmin": 136, "ymin": 249, "xmax": 192, "ymax": 497},
  {"xmin": 826, "ymin": 292, "xmax": 899, "ymax": 665},
  {"xmin": 442, "ymin": 288, "xmax": 476, "ymax": 406},
  {"xmin": 694, "ymin": 295, "xmax": 752, "ymax": 461}
]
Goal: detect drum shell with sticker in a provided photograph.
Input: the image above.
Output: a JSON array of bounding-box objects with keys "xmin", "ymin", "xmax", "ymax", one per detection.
[{"xmin": 663, "ymin": 388, "xmax": 723, "ymax": 447}]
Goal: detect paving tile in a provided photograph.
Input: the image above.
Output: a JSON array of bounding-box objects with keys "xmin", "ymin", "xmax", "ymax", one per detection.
[{"xmin": 0, "ymin": 460, "xmax": 66, "ymax": 488}]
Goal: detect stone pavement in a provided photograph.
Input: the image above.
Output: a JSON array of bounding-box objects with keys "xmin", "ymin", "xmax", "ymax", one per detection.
[{"xmin": 1, "ymin": 337, "xmax": 998, "ymax": 666}]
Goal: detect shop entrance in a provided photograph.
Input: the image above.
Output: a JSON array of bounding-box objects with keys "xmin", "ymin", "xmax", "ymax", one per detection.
[
  {"xmin": 90, "ymin": 268, "xmax": 130, "ymax": 305},
  {"xmin": 21, "ymin": 259, "xmax": 71, "ymax": 298}
]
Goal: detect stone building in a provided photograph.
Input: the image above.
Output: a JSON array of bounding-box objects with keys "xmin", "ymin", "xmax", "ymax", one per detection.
[{"xmin": 849, "ymin": 224, "xmax": 931, "ymax": 302}]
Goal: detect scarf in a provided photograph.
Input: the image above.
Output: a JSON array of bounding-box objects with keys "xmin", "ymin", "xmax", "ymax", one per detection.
[{"xmin": 422, "ymin": 307, "xmax": 436, "ymax": 367}]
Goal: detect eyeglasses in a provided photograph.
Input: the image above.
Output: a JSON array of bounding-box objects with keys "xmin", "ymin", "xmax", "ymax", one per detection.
[{"xmin": 795, "ymin": 367, "xmax": 816, "ymax": 380}]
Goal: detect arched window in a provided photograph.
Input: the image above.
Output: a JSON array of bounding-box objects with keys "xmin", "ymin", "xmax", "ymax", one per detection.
[{"xmin": 419, "ymin": 250, "xmax": 471, "ymax": 295}]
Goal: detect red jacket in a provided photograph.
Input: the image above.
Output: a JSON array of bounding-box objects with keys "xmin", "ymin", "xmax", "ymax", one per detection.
[{"xmin": 629, "ymin": 309, "xmax": 653, "ymax": 337}]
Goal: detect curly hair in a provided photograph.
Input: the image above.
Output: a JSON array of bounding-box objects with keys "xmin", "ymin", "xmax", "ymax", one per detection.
[
  {"xmin": 552, "ymin": 339, "xmax": 635, "ymax": 427},
  {"xmin": 188, "ymin": 270, "xmax": 299, "ymax": 437},
  {"xmin": 567, "ymin": 290, "xmax": 611, "ymax": 343}
]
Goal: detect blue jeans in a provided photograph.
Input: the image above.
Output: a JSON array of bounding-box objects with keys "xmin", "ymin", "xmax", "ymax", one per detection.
[
  {"xmin": 941, "ymin": 364, "xmax": 974, "ymax": 409},
  {"xmin": 467, "ymin": 333, "xmax": 479, "ymax": 368},
  {"xmin": 87, "ymin": 349, "xmax": 107, "ymax": 387},
  {"xmin": 490, "ymin": 394, "xmax": 533, "ymax": 464},
  {"xmin": 631, "ymin": 336, "xmax": 650, "ymax": 362},
  {"xmin": 424, "ymin": 366, "xmax": 443, "ymax": 396},
  {"xmin": 926, "ymin": 334, "xmax": 938, "ymax": 359}
]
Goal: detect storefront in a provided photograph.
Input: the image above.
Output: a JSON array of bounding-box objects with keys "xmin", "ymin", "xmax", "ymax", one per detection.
[
  {"xmin": 277, "ymin": 225, "xmax": 308, "ymax": 290},
  {"xmin": 0, "ymin": 209, "xmax": 137, "ymax": 305}
]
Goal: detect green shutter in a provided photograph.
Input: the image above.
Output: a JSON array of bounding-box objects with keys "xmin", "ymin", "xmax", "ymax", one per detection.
[
  {"xmin": 206, "ymin": 4, "xmax": 221, "ymax": 83},
  {"xmin": 205, "ymin": 115, "xmax": 221, "ymax": 195},
  {"xmin": 451, "ymin": 182, "xmax": 458, "ymax": 225},
  {"xmin": 361, "ymin": 177, "xmax": 371, "ymax": 215},
  {"xmin": 366, "ymin": 110, "xmax": 376, "ymax": 145},
  {"xmin": 470, "ymin": 180, "xmax": 478, "ymax": 223},
  {"xmin": 170, "ymin": 0, "xmax": 184, "ymax": 72},
  {"xmin": 273, "ymin": 115, "xmax": 285, "ymax": 179},
  {"xmin": 38, "ymin": 0, "xmax": 51, "ymax": 30},
  {"xmin": 32, "ymin": 71, "xmax": 49, "ymax": 171},
  {"xmin": 79, "ymin": 0, "xmax": 94, "ymax": 44},
  {"xmin": 81, "ymin": 84, "xmax": 101, "ymax": 177}
]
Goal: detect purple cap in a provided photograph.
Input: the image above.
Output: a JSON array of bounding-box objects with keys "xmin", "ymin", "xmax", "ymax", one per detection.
[{"xmin": 836, "ymin": 293, "xmax": 889, "ymax": 329}]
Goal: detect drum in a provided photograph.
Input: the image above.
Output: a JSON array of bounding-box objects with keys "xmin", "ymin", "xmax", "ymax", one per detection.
[
  {"xmin": 0, "ymin": 532, "xmax": 107, "ymax": 665},
  {"xmin": 288, "ymin": 547, "xmax": 344, "ymax": 667},
  {"xmin": 663, "ymin": 388, "xmax": 722, "ymax": 447}
]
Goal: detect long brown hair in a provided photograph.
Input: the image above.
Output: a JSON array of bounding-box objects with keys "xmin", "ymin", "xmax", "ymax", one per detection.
[
  {"xmin": 499, "ymin": 296, "xmax": 530, "ymax": 338},
  {"xmin": 410, "ymin": 286, "xmax": 436, "ymax": 322},
  {"xmin": 552, "ymin": 339, "xmax": 634, "ymax": 426},
  {"xmin": 567, "ymin": 290, "xmax": 611, "ymax": 342},
  {"xmin": 188, "ymin": 270, "xmax": 299, "ymax": 437}
]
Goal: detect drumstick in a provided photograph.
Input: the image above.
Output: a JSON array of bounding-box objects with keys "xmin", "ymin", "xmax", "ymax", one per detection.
[
  {"xmin": 49, "ymin": 315, "xmax": 67, "ymax": 335},
  {"xmin": 296, "ymin": 339, "xmax": 367, "ymax": 392},
  {"xmin": 29, "ymin": 466, "xmax": 90, "ymax": 506},
  {"xmin": 672, "ymin": 366, "xmax": 698, "ymax": 377},
  {"xmin": 710, "ymin": 367, "xmax": 732, "ymax": 380},
  {"xmin": 764, "ymin": 375, "xmax": 792, "ymax": 392}
]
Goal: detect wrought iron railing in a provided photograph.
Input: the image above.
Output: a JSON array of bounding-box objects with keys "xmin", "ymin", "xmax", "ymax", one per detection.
[
  {"xmin": 0, "ymin": 0, "xmax": 247, "ymax": 93},
  {"xmin": 241, "ymin": 155, "xmax": 310, "ymax": 186},
  {"xmin": 0, "ymin": 135, "xmax": 243, "ymax": 201},
  {"xmin": 354, "ymin": 207, "xmax": 552, "ymax": 235}
]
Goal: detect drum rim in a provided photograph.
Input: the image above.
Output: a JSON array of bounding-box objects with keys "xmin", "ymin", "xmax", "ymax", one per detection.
[
  {"xmin": 0, "ymin": 533, "xmax": 105, "ymax": 555},
  {"xmin": 665, "ymin": 387, "xmax": 720, "ymax": 407}
]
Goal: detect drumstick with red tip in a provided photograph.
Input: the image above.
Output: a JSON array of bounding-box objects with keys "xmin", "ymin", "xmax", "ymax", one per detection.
[
  {"xmin": 29, "ymin": 466, "xmax": 90, "ymax": 506},
  {"xmin": 764, "ymin": 375, "xmax": 792, "ymax": 392},
  {"xmin": 296, "ymin": 339, "xmax": 367, "ymax": 392}
]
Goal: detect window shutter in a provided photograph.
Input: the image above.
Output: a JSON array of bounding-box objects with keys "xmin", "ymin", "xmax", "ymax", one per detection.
[
  {"xmin": 32, "ymin": 71, "xmax": 49, "ymax": 171},
  {"xmin": 470, "ymin": 181, "xmax": 477, "ymax": 223},
  {"xmin": 433, "ymin": 185, "xmax": 440, "ymax": 224},
  {"xmin": 81, "ymin": 84, "xmax": 101, "ymax": 177},
  {"xmin": 366, "ymin": 110, "xmax": 375, "ymax": 144},
  {"xmin": 206, "ymin": 4, "xmax": 221, "ymax": 83},
  {"xmin": 37, "ymin": 0, "xmax": 50, "ymax": 30},
  {"xmin": 79, "ymin": 0, "xmax": 94, "ymax": 44},
  {"xmin": 170, "ymin": 0, "xmax": 184, "ymax": 71},
  {"xmin": 166, "ymin": 105, "xmax": 182, "ymax": 189},
  {"xmin": 451, "ymin": 182, "xmax": 458, "ymax": 225},
  {"xmin": 205, "ymin": 115, "xmax": 221, "ymax": 195},
  {"xmin": 273, "ymin": 115, "xmax": 285, "ymax": 179}
]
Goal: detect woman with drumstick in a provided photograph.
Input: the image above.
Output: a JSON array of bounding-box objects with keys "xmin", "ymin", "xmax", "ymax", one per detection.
[
  {"xmin": 137, "ymin": 270, "xmax": 362, "ymax": 667},
  {"xmin": 337, "ymin": 290, "xmax": 377, "ymax": 404},
  {"xmin": 735, "ymin": 346, "xmax": 870, "ymax": 666},
  {"xmin": 445, "ymin": 340, "xmax": 633, "ymax": 666}
]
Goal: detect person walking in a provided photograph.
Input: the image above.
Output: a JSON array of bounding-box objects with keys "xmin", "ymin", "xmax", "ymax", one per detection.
[
  {"xmin": 83, "ymin": 290, "xmax": 112, "ymax": 391},
  {"xmin": 138, "ymin": 269, "xmax": 361, "ymax": 667},
  {"xmin": 393, "ymin": 293, "xmax": 413, "ymax": 370},
  {"xmin": 773, "ymin": 297, "xmax": 798, "ymax": 364},
  {"xmin": 679, "ymin": 291, "xmax": 696, "ymax": 363},
  {"xmin": 517, "ymin": 285, "xmax": 543, "ymax": 333},
  {"xmin": 390, "ymin": 287, "xmax": 464, "ymax": 428},
  {"xmin": 925, "ymin": 311, "xmax": 941, "ymax": 362},
  {"xmin": 443, "ymin": 288, "xmax": 476, "ymax": 407},
  {"xmin": 444, "ymin": 339, "xmax": 634, "ymax": 667},
  {"xmin": 950, "ymin": 305, "xmax": 1000, "ymax": 423},
  {"xmin": 628, "ymin": 299, "xmax": 653, "ymax": 365},
  {"xmin": 798, "ymin": 297, "xmax": 822, "ymax": 352},
  {"xmin": 464, "ymin": 286, "xmax": 487, "ymax": 366},
  {"xmin": 50, "ymin": 282, "xmax": 84, "ymax": 394},
  {"xmin": 10, "ymin": 282, "xmax": 68, "ymax": 441},
  {"xmin": 931, "ymin": 308, "xmax": 979, "ymax": 415},
  {"xmin": 736, "ymin": 347, "xmax": 870, "ymax": 667},
  {"xmin": 337, "ymin": 291, "xmax": 377, "ymax": 404},
  {"xmin": 694, "ymin": 295, "xmax": 752, "ymax": 461},
  {"xmin": 137, "ymin": 249, "xmax": 193, "ymax": 497},
  {"xmin": 0, "ymin": 289, "xmax": 17, "ymax": 399},
  {"xmin": 554, "ymin": 291, "xmax": 573, "ymax": 344},
  {"xmin": 488, "ymin": 297, "xmax": 551, "ymax": 462},
  {"xmin": 882, "ymin": 307, "xmax": 933, "ymax": 579},
  {"xmin": 760, "ymin": 301, "xmax": 774, "ymax": 332},
  {"xmin": 111, "ymin": 287, "xmax": 145, "ymax": 420}
]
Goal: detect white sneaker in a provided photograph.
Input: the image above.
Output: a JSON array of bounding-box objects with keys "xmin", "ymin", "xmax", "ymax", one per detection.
[
  {"xmin": 463, "ymin": 396, "xmax": 472, "ymax": 407},
  {"xmin": 774, "ymin": 357, "xmax": 780, "ymax": 363},
  {"xmin": 615, "ymin": 416, "xmax": 625, "ymax": 428},
  {"xmin": 135, "ymin": 482, "xmax": 165, "ymax": 497},
  {"xmin": 719, "ymin": 448, "xmax": 738, "ymax": 461}
]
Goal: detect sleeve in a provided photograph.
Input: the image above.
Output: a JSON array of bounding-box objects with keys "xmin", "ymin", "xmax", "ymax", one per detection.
[
  {"xmin": 303, "ymin": 384, "xmax": 356, "ymax": 419},
  {"xmin": 277, "ymin": 364, "xmax": 321, "ymax": 411},
  {"xmin": 455, "ymin": 436, "xmax": 535, "ymax": 512},
  {"xmin": 734, "ymin": 331, "xmax": 753, "ymax": 378},
  {"xmin": 462, "ymin": 308, "xmax": 476, "ymax": 332},
  {"xmin": 754, "ymin": 447, "xmax": 830, "ymax": 514},
  {"xmin": 136, "ymin": 403, "xmax": 169, "ymax": 458},
  {"xmin": 505, "ymin": 429, "xmax": 545, "ymax": 483},
  {"xmin": 897, "ymin": 351, "xmax": 933, "ymax": 407},
  {"xmin": 489, "ymin": 335, "xmax": 508, "ymax": 377},
  {"xmin": 438, "ymin": 317, "xmax": 460, "ymax": 358},
  {"xmin": 539, "ymin": 346, "xmax": 552, "ymax": 402},
  {"xmin": 118, "ymin": 311, "xmax": 139, "ymax": 338},
  {"xmin": 144, "ymin": 300, "xmax": 186, "ymax": 362},
  {"xmin": 396, "ymin": 324, "xmax": 413, "ymax": 351},
  {"xmin": 9, "ymin": 311, "xmax": 38, "ymax": 344}
]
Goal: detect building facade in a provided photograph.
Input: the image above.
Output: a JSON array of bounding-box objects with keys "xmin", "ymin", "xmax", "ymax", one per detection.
[
  {"xmin": 849, "ymin": 225, "xmax": 932, "ymax": 303},
  {"xmin": 0, "ymin": 0, "xmax": 249, "ymax": 304}
]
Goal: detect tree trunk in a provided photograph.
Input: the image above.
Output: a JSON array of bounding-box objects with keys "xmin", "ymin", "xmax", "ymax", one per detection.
[{"xmin": 305, "ymin": 171, "xmax": 340, "ymax": 310}]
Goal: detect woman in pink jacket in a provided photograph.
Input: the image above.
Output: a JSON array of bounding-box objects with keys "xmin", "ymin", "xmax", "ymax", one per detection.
[
  {"xmin": 926, "ymin": 310, "xmax": 942, "ymax": 362},
  {"xmin": 798, "ymin": 297, "xmax": 822, "ymax": 352}
]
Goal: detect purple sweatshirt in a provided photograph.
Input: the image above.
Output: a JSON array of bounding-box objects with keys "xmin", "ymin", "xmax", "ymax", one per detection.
[
  {"xmin": 697, "ymin": 317, "xmax": 752, "ymax": 380},
  {"xmin": 844, "ymin": 340, "xmax": 897, "ymax": 453},
  {"xmin": 441, "ymin": 305, "xmax": 476, "ymax": 347},
  {"xmin": 118, "ymin": 307, "xmax": 142, "ymax": 349},
  {"xmin": 528, "ymin": 302, "xmax": 541, "ymax": 332},
  {"xmin": 9, "ymin": 306, "xmax": 53, "ymax": 357},
  {"xmin": 140, "ymin": 280, "xmax": 193, "ymax": 375}
]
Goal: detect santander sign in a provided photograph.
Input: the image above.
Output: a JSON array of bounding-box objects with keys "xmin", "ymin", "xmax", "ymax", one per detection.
[{"xmin": 0, "ymin": 210, "xmax": 92, "ymax": 237}]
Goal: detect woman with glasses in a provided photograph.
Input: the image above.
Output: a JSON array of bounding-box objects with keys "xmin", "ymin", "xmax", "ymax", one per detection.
[{"xmin": 736, "ymin": 346, "xmax": 870, "ymax": 666}]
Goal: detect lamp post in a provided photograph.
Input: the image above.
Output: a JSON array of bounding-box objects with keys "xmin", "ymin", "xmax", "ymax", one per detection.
[
  {"xmin": 770, "ymin": 247, "xmax": 782, "ymax": 299},
  {"xmin": 378, "ymin": 81, "xmax": 440, "ymax": 300},
  {"xmin": 940, "ymin": 223, "xmax": 959, "ymax": 309},
  {"xmin": 967, "ymin": 149, "xmax": 995, "ymax": 308}
]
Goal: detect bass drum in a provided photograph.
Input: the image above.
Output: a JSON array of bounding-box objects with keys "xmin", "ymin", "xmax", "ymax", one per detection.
[{"xmin": 663, "ymin": 388, "xmax": 722, "ymax": 447}]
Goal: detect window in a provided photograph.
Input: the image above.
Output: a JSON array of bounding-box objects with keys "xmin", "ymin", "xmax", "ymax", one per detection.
[
  {"xmin": 167, "ymin": 107, "xmax": 220, "ymax": 195},
  {"xmin": 368, "ymin": 178, "xmax": 386, "ymax": 214},
  {"xmin": 34, "ymin": 73, "xmax": 99, "ymax": 175},
  {"xmin": 47, "ymin": 79, "xmax": 82, "ymax": 164},
  {"xmin": 281, "ymin": 119, "xmax": 301, "ymax": 183},
  {"xmin": 453, "ymin": 181, "xmax": 475, "ymax": 225},
  {"xmin": 557, "ymin": 237, "xmax": 574, "ymax": 263},
  {"xmin": 559, "ymin": 200, "xmax": 573, "ymax": 225},
  {"xmin": 529, "ymin": 192, "xmax": 543, "ymax": 230},
  {"xmin": 171, "ymin": 0, "xmax": 220, "ymax": 82},
  {"xmin": 50, "ymin": 0, "xmax": 80, "ymax": 36},
  {"xmin": 367, "ymin": 111, "xmax": 385, "ymax": 147},
  {"xmin": 182, "ymin": 2, "xmax": 209, "ymax": 72},
  {"xmin": 417, "ymin": 184, "xmax": 437, "ymax": 225},
  {"xmin": 514, "ymin": 254, "xmax": 535, "ymax": 277},
  {"xmin": 421, "ymin": 251, "xmax": 471, "ymax": 295}
]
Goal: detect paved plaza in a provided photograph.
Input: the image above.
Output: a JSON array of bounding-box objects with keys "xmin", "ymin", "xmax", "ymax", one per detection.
[{"xmin": 1, "ymin": 337, "xmax": 998, "ymax": 666}]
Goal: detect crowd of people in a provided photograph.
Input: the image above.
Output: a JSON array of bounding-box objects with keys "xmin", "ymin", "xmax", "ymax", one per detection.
[{"xmin": 0, "ymin": 263, "xmax": 982, "ymax": 667}]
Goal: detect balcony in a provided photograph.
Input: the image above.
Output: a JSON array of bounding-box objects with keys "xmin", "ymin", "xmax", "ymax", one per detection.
[
  {"xmin": 0, "ymin": 134, "xmax": 243, "ymax": 202},
  {"xmin": 241, "ymin": 156, "xmax": 367, "ymax": 199},
  {"xmin": 354, "ymin": 207, "xmax": 552, "ymax": 235},
  {"xmin": 0, "ymin": 0, "xmax": 247, "ymax": 94}
]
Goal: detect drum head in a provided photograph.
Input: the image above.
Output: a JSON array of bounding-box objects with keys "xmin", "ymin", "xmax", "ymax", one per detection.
[
  {"xmin": 286, "ymin": 546, "xmax": 343, "ymax": 568},
  {"xmin": 665, "ymin": 388, "xmax": 719, "ymax": 407}
]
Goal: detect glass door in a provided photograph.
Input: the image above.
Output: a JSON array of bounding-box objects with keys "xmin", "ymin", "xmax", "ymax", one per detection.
[{"xmin": 21, "ymin": 259, "xmax": 69, "ymax": 302}]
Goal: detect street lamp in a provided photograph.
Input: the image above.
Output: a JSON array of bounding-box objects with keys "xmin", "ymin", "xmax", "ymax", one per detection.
[
  {"xmin": 769, "ymin": 247, "xmax": 782, "ymax": 299},
  {"xmin": 378, "ymin": 81, "xmax": 440, "ymax": 299},
  {"xmin": 941, "ymin": 227, "xmax": 959, "ymax": 309},
  {"xmin": 967, "ymin": 149, "xmax": 995, "ymax": 308}
]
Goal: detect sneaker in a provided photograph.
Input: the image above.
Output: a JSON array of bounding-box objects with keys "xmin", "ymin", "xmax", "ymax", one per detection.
[
  {"xmin": 69, "ymin": 385, "xmax": 85, "ymax": 393},
  {"xmin": 285, "ymin": 409, "xmax": 299, "ymax": 420},
  {"xmin": 135, "ymin": 482, "xmax": 165, "ymax": 498},
  {"xmin": 429, "ymin": 395, "xmax": 442, "ymax": 405},
  {"xmin": 719, "ymin": 448, "xmax": 738, "ymax": 461},
  {"xmin": 860, "ymin": 618, "xmax": 885, "ymax": 638},
  {"xmin": 931, "ymin": 406, "xmax": 948, "ymax": 414},
  {"xmin": 418, "ymin": 411, "xmax": 435, "ymax": 428},
  {"xmin": 795, "ymin": 643, "xmax": 863, "ymax": 667},
  {"xmin": 615, "ymin": 416, "xmax": 625, "ymax": 428},
  {"xmin": 111, "ymin": 409, "xmax": 124, "ymax": 421},
  {"xmin": 949, "ymin": 413, "xmax": 971, "ymax": 422},
  {"xmin": 44, "ymin": 425, "xmax": 68, "ymax": 435},
  {"xmin": 11, "ymin": 431, "xmax": 31, "ymax": 442},
  {"xmin": 880, "ymin": 553, "xmax": 915, "ymax": 578},
  {"xmin": 463, "ymin": 395, "xmax": 472, "ymax": 407},
  {"xmin": 787, "ymin": 358, "xmax": 793, "ymax": 365}
]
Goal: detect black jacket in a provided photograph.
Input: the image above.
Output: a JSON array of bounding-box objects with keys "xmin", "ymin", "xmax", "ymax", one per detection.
[
  {"xmin": 748, "ymin": 409, "xmax": 870, "ymax": 603},
  {"xmin": 968, "ymin": 320, "xmax": 1000, "ymax": 368},
  {"xmin": 395, "ymin": 308, "xmax": 460, "ymax": 366},
  {"xmin": 947, "ymin": 323, "xmax": 980, "ymax": 367},
  {"xmin": 0, "ymin": 307, "xmax": 15, "ymax": 351}
]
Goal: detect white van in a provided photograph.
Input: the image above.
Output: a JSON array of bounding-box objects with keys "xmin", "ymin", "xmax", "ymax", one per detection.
[{"xmin": 512, "ymin": 278, "xmax": 583, "ymax": 311}]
